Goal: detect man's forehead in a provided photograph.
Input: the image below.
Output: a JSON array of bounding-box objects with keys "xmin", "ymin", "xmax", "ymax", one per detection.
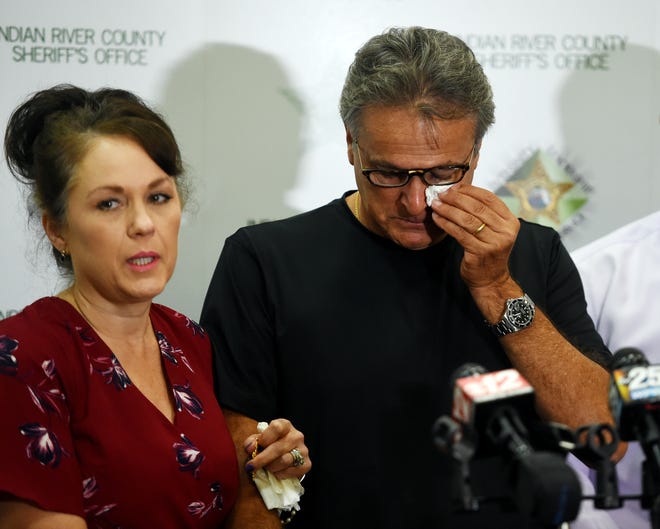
[{"xmin": 358, "ymin": 106, "xmax": 477, "ymax": 149}]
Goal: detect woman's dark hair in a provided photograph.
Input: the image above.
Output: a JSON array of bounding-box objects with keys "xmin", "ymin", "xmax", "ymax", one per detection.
[{"xmin": 4, "ymin": 84, "xmax": 187, "ymax": 270}]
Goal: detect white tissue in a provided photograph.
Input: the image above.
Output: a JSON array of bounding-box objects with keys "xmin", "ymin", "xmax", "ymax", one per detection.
[
  {"xmin": 252, "ymin": 422, "xmax": 305, "ymax": 512},
  {"xmin": 425, "ymin": 183, "xmax": 456, "ymax": 207}
]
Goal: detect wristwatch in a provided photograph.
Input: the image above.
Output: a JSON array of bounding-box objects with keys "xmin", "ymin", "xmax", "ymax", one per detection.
[{"xmin": 488, "ymin": 293, "xmax": 535, "ymax": 337}]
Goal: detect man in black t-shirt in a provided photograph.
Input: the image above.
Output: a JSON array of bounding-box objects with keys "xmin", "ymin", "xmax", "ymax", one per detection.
[{"xmin": 201, "ymin": 26, "xmax": 622, "ymax": 529}]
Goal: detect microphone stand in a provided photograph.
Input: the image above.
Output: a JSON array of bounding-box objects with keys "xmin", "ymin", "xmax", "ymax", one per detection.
[
  {"xmin": 432, "ymin": 416, "xmax": 479, "ymax": 512},
  {"xmin": 572, "ymin": 424, "xmax": 622, "ymax": 509},
  {"xmin": 636, "ymin": 412, "xmax": 660, "ymax": 529},
  {"xmin": 434, "ymin": 409, "xmax": 581, "ymax": 528},
  {"xmin": 636, "ymin": 413, "xmax": 660, "ymax": 529},
  {"xmin": 486, "ymin": 406, "xmax": 581, "ymax": 528}
]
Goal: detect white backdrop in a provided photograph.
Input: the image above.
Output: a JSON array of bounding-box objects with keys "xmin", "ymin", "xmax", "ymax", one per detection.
[{"xmin": 1, "ymin": 0, "xmax": 659, "ymax": 320}]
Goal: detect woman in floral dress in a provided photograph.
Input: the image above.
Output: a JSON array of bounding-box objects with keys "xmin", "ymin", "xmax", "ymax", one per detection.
[{"xmin": 0, "ymin": 84, "xmax": 310, "ymax": 529}]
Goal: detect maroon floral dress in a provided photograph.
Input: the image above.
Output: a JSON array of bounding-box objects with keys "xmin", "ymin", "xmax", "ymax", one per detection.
[{"xmin": 0, "ymin": 297, "xmax": 239, "ymax": 528}]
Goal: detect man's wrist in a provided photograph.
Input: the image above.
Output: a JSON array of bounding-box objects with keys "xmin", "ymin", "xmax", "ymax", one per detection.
[
  {"xmin": 486, "ymin": 293, "xmax": 536, "ymax": 337},
  {"xmin": 470, "ymin": 278, "xmax": 523, "ymax": 323}
]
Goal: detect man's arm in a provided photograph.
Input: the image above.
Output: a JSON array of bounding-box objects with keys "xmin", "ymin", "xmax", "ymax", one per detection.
[
  {"xmin": 221, "ymin": 410, "xmax": 311, "ymax": 529},
  {"xmin": 0, "ymin": 499, "xmax": 87, "ymax": 529},
  {"xmin": 433, "ymin": 184, "xmax": 625, "ymax": 461},
  {"xmin": 476, "ymin": 282, "xmax": 627, "ymax": 462},
  {"xmin": 475, "ymin": 281, "xmax": 613, "ymax": 426}
]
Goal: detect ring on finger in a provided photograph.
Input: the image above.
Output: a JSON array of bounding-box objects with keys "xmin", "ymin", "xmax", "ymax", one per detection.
[
  {"xmin": 290, "ymin": 448, "xmax": 305, "ymax": 467},
  {"xmin": 474, "ymin": 222, "xmax": 486, "ymax": 235}
]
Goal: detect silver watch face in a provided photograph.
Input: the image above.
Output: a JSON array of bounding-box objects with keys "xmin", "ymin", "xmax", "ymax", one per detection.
[{"xmin": 508, "ymin": 298, "xmax": 534, "ymax": 326}]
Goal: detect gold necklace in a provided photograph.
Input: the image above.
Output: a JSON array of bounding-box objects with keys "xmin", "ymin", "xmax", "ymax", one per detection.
[
  {"xmin": 69, "ymin": 288, "xmax": 154, "ymax": 352},
  {"xmin": 354, "ymin": 191, "xmax": 360, "ymax": 223},
  {"xmin": 69, "ymin": 289, "xmax": 98, "ymax": 332}
]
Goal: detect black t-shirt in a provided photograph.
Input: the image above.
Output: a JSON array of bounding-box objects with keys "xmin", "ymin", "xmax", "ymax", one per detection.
[{"xmin": 200, "ymin": 194, "xmax": 609, "ymax": 529}]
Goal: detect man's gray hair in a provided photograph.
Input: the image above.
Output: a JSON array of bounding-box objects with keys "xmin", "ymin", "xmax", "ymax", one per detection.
[{"xmin": 339, "ymin": 26, "xmax": 495, "ymax": 141}]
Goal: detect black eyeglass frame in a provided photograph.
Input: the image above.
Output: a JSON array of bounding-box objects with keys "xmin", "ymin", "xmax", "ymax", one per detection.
[{"xmin": 353, "ymin": 140, "xmax": 477, "ymax": 188}]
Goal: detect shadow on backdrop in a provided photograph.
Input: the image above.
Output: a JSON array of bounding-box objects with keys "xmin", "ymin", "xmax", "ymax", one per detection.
[
  {"xmin": 558, "ymin": 43, "xmax": 660, "ymax": 251},
  {"xmin": 157, "ymin": 43, "xmax": 304, "ymax": 318}
]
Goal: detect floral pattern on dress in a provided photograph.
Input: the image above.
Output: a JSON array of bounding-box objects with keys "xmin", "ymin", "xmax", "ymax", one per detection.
[
  {"xmin": 157, "ymin": 331, "xmax": 194, "ymax": 373},
  {"xmin": 172, "ymin": 382, "xmax": 204, "ymax": 420},
  {"xmin": 0, "ymin": 335, "xmax": 19, "ymax": 376},
  {"xmin": 173, "ymin": 433, "xmax": 205, "ymax": 478},
  {"xmin": 2, "ymin": 300, "xmax": 237, "ymax": 528},
  {"xmin": 2, "ymin": 332, "xmax": 70, "ymax": 466},
  {"xmin": 90, "ymin": 354, "xmax": 132, "ymax": 390},
  {"xmin": 19, "ymin": 422, "xmax": 69, "ymax": 467},
  {"xmin": 75, "ymin": 325, "xmax": 99, "ymax": 348},
  {"xmin": 82, "ymin": 476, "xmax": 119, "ymax": 522},
  {"xmin": 82, "ymin": 476, "xmax": 99, "ymax": 499},
  {"xmin": 26, "ymin": 359, "xmax": 66, "ymax": 417},
  {"xmin": 174, "ymin": 312, "xmax": 206, "ymax": 338},
  {"xmin": 187, "ymin": 481, "xmax": 224, "ymax": 518},
  {"xmin": 0, "ymin": 336, "xmax": 65, "ymax": 417}
]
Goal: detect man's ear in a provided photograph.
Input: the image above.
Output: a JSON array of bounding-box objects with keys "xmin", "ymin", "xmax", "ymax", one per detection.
[
  {"xmin": 42, "ymin": 213, "xmax": 67, "ymax": 253},
  {"xmin": 345, "ymin": 125, "xmax": 355, "ymax": 166}
]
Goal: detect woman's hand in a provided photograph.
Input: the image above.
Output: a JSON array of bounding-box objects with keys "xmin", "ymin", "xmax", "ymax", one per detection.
[{"xmin": 242, "ymin": 418, "xmax": 311, "ymax": 480}]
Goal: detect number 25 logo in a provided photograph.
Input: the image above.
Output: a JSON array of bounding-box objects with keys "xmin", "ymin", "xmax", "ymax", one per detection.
[{"xmin": 626, "ymin": 365, "xmax": 660, "ymax": 390}]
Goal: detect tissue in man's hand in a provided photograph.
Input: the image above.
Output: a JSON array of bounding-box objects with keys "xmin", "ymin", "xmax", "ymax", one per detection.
[{"xmin": 425, "ymin": 184, "xmax": 456, "ymax": 207}]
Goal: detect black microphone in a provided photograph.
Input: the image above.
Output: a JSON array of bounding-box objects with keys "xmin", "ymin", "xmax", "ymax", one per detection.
[
  {"xmin": 446, "ymin": 363, "xmax": 582, "ymax": 526},
  {"xmin": 609, "ymin": 347, "xmax": 660, "ymax": 444},
  {"xmin": 609, "ymin": 347, "xmax": 660, "ymax": 517}
]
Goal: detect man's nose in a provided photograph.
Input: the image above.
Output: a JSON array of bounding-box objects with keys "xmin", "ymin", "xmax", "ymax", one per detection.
[{"xmin": 401, "ymin": 173, "xmax": 429, "ymax": 213}]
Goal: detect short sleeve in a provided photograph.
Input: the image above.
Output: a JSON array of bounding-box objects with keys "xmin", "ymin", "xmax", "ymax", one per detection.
[
  {"xmin": 200, "ymin": 232, "xmax": 280, "ymax": 419},
  {"xmin": 537, "ymin": 227, "xmax": 611, "ymax": 366},
  {"xmin": 0, "ymin": 327, "xmax": 84, "ymax": 516},
  {"xmin": 511, "ymin": 222, "xmax": 610, "ymax": 367}
]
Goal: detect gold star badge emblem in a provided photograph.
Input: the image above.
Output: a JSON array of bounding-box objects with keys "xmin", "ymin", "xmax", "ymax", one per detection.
[{"xmin": 496, "ymin": 150, "xmax": 588, "ymax": 229}]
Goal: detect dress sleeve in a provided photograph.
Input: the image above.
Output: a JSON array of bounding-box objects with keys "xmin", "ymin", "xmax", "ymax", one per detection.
[
  {"xmin": 200, "ymin": 232, "xmax": 280, "ymax": 420},
  {"xmin": 0, "ymin": 328, "xmax": 84, "ymax": 516}
]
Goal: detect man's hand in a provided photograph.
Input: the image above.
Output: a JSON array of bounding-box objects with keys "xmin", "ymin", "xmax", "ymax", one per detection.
[{"xmin": 430, "ymin": 184, "xmax": 520, "ymax": 291}]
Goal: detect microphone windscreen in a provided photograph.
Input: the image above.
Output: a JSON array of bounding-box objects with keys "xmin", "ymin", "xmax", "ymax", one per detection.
[
  {"xmin": 609, "ymin": 347, "xmax": 649, "ymax": 370},
  {"xmin": 450, "ymin": 362, "xmax": 487, "ymax": 386},
  {"xmin": 514, "ymin": 452, "xmax": 581, "ymax": 525}
]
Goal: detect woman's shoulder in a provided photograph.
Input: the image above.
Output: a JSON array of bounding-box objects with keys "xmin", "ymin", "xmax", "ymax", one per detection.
[
  {"xmin": 150, "ymin": 303, "xmax": 206, "ymax": 336},
  {"xmin": 150, "ymin": 304, "xmax": 209, "ymax": 347},
  {"xmin": 0, "ymin": 297, "xmax": 87, "ymax": 381},
  {"xmin": 1, "ymin": 297, "xmax": 80, "ymax": 338}
]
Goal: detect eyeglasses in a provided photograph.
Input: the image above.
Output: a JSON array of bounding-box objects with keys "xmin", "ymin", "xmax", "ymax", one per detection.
[{"xmin": 353, "ymin": 140, "xmax": 476, "ymax": 188}]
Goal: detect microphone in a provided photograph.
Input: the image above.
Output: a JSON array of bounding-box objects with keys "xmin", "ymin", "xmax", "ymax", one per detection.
[
  {"xmin": 432, "ymin": 415, "xmax": 479, "ymax": 512},
  {"xmin": 609, "ymin": 347, "xmax": 660, "ymax": 443},
  {"xmin": 440, "ymin": 363, "xmax": 582, "ymax": 526},
  {"xmin": 450, "ymin": 363, "xmax": 537, "ymax": 457},
  {"xmin": 609, "ymin": 347, "xmax": 660, "ymax": 515}
]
